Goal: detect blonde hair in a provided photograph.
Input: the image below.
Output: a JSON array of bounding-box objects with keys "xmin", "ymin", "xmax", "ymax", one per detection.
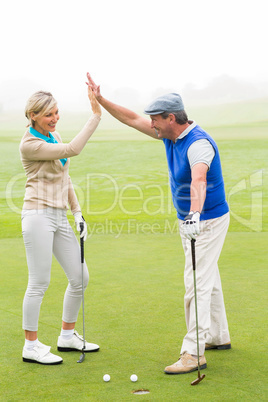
[{"xmin": 25, "ymin": 91, "xmax": 57, "ymax": 127}]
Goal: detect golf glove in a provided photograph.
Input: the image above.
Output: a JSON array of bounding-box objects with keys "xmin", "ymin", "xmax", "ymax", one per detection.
[
  {"xmin": 182, "ymin": 211, "xmax": 200, "ymax": 240},
  {"xmin": 74, "ymin": 212, "xmax": 87, "ymax": 241}
]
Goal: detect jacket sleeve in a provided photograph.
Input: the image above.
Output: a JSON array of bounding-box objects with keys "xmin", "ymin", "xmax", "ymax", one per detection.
[{"xmin": 20, "ymin": 114, "xmax": 101, "ymax": 160}]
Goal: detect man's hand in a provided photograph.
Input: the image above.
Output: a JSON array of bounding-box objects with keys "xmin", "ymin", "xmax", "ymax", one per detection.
[
  {"xmin": 182, "ymin": 211, "xmax": 200, "ymax": 240},
  {"xmin": 86, "ymin": 72, "xmax": 101, "ymax": 100},
  {"xmin": 74, "ymin": 212, "xmax": 88, "ymax": 240},
  {"xmin": 85, "ymin": 72, "xmax": 157, "ymax": 139}
]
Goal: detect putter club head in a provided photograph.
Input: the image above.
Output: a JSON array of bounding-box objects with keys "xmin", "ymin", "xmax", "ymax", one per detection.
[
  {"xmin": 191, "ymin": 373, "xmax": 205, "ymax": 386},
  {"xmin": 77, "ymin": 352, "xmax": 85, "ymax": 363}
]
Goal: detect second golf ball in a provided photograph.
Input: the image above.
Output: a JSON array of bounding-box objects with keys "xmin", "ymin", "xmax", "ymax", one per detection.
[
  {"xmin": 130, "ymin": 374, "xmax": 138, "ymax": 382},
  {"xmin": 103, "ymin": 374, "xmax": 110, "ymax": 382}
]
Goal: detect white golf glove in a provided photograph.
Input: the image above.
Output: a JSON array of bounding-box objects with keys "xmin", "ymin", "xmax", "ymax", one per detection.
[
  {"xmin": 74, "ymin": 212, "xmax": 87, "ymax": 241},
  {"xmin": 182, "ymin": 211, "xmax": 200, "ymax": 240}
]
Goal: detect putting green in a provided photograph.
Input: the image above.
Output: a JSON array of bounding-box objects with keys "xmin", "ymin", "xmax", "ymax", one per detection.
[{"xmin": 0, "ymin": 106, "xmax": 267, "ymax": 400}]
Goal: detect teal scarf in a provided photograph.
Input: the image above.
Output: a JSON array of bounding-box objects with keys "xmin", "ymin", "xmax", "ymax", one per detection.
[{"xmin": 29, "ymin": 127, "xmax": 67, "ymax": 166}]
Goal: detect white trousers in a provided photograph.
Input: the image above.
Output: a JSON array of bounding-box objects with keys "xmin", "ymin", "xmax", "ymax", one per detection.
[
  {"xmin": 21, "ymin": 208, "xmax": 89, "ymax": 331},
  {"xmin": 179, "ymin": 212, "xmax": 230, "ymax": 356}
]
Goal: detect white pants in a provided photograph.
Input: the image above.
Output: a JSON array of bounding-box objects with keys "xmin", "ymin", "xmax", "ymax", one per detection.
[
  {"xmin": 21, "ymin": 208, "xmax": 89, "ymax": 331},
  {"xmin": 179, "ymin": 212, "xmax": 230, "ymax": 356}
]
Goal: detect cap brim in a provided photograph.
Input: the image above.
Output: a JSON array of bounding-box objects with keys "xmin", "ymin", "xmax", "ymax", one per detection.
[{"xmin": 144, "ymin": 109, "xmax": 166, "ymax": 115}]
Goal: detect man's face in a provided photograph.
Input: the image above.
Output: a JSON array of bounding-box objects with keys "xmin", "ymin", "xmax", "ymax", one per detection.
[{"xmin": 150, "ymin": 114, "xmax": 173, "ymax": 139}]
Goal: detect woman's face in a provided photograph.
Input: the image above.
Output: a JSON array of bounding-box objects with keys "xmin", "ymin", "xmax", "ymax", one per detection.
[{"xmin": 31, "ymin": 106, "xmax": 60, "ymax": 136}]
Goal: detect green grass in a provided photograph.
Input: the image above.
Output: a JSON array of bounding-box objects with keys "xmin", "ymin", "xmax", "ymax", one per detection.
[
  {"xmin": 0, "ymin": 106, "xmax": 268, "ymax": 400},
  {"xmin": 1, "ymin": 133, "xmax": 268, "ymax": 237},
  {"xmin": 1, "ymin": 233, "xmax": 267, "ymax": 401}
]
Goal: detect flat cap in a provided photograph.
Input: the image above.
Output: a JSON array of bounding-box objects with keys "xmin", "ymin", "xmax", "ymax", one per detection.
[{"xmin": 144, "ymin": 93, "xmax": 184, "ymax": 115}]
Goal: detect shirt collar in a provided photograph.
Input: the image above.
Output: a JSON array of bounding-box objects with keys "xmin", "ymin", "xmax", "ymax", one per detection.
[
  {"xmin": 29, "ymin": 127, "xmax": 56, "ymax": 142},
  {"xmin": 175, "ymin": 120, "xmax": 197, "ymax": 143}
]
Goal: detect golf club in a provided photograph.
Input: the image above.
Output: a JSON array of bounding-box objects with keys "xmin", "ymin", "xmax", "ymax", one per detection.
[
  {"xmin": 77, "ymin": 222, "xmax": 86, "ymax": 363},
  {"xmin": 190, "ymin": 238, "xmax": 206, "ymax": 386}
]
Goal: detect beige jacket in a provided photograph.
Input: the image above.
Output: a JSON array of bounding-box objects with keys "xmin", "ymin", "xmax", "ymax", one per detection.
[{"xmin": 20, "ymin": 114, "xmax": 101, "ymax": 213}]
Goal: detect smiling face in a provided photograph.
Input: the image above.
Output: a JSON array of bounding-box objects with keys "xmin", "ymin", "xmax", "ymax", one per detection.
[
  {"xmin": 150, "ymin": 114, "xmax": 173, "ymax": 140},
  {"xmin": 31, "ymin": 106, "xmax": 60, "ymax": 136}
]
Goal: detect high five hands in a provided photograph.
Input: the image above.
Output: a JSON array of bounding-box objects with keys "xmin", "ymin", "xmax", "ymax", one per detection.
[
  {"xmin": 86, "ymin": 73, "xmax": 101, "ymax": 116},
  {"xmin": 86, "ymin": 73, "xmax": 101, "ymax": 100}
]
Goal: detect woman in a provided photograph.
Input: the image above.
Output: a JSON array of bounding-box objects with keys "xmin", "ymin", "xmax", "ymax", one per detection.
[{"xmin": 20, "ymin": 77, "xmax": 101, "ymax": 365}]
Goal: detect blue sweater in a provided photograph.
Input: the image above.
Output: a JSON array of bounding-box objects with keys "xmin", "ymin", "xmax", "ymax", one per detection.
[{"xmin": 163, "ymin": 125, "xmax": 229, "ymax": 220}]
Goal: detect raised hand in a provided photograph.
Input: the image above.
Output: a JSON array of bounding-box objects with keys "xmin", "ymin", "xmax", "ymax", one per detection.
[
  {"xmin": 86, "ymin": 72, "xmax": 101, "ymax": 99},
  {"xmin": 87, "ymin": 84, "xmax": 101, "ymax": 116}
]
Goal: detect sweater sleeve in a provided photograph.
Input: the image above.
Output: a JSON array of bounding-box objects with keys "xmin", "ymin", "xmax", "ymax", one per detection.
[
  {"xmin": 20, "ymin": 114, "xmax": 101, "ymax": 160},
  {"xmin": 68, "ymin": 176, "xmax": 81, "ymax": 214}
]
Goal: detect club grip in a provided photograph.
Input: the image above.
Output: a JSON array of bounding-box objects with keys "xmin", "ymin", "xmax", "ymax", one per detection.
[
  {"xmin": 80, "ymin": 222, "xmax": 84, "ymax": 263},
  {"xmin": 191, "ymin": 238, "xmax": 196, "ymax": 271}
]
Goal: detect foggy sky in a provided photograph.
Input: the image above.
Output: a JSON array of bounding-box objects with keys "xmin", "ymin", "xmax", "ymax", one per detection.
[{"xmin": 0, "ymin": 0, "xmax": 267, "ymax": 112}]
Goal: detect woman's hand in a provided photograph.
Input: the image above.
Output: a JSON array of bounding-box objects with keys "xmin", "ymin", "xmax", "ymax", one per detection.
[
  {"xmin": 86, "ymin": 72, "xmax": 101, "ymax": 100},
  {"xmin": 87, "ymin": 77, "xmax": 101, "ymax": 116}
]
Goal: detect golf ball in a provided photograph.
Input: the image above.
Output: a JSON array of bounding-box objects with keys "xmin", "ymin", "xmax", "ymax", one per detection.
[
  {"xmin": 103, "ymin": 374, "xmax": 110, "ymax": 382},
  {"xmin": 130, "ymin": 374, "xmax": 138, "ymax": 382}
]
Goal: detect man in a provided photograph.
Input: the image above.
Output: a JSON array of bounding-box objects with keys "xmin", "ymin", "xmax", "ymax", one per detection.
[{"xmin": 87, "ymin": 73, "xmax": 231, "ymax": 374}]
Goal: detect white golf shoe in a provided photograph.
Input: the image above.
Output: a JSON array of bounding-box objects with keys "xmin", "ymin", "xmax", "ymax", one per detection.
[
  {"xmin": 23, "ymin": 341, "xmax": 63, "ymax": 365},
  {"xmin": 57, "ymin": 331, "xmax": 99, "ymax": 352}
]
